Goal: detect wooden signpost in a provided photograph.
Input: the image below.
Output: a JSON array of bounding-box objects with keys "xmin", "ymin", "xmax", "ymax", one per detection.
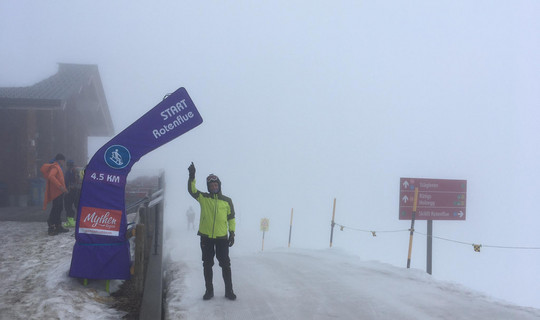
[{"xmin": 260, "ymin": 218, "xmax": 269, "ymax": 251}]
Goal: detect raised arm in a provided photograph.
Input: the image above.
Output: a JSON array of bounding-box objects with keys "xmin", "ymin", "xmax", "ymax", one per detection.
[{"xmin": 187, "ymin": 162, "xmax": 200, "ymax": 199}]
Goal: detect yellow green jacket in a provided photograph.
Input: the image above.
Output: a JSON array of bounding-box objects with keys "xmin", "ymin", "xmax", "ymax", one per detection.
[{"xmin": 188, "ymin": 178, "xmax": 236, "ymax": 239}]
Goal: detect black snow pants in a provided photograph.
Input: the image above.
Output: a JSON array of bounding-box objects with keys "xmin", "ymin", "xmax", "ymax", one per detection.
[
  {"xmin": 47, "ymin": 195, "xmax": 64, "ymax": 227},
  {"xmin": 64, "ymin": 189, "xmax": 78, "ymax": 219},
  {"xmin": 200, "ymin": 236, "xmax": 233, "ymax": 294}
]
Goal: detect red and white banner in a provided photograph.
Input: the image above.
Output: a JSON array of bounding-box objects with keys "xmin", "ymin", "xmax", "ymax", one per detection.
[{"xmin": 79, "ymin": 206, "xmax": 122, "ymax": 236}]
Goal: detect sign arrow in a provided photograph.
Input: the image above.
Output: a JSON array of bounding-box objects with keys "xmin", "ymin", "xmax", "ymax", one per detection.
[
  {"xmin": 400, "ymin": 178, "xmax": 467, "ymax": 221},
  {"xmin": 402, "ymin": 195, "xmax": 409, "ymax": 203}
]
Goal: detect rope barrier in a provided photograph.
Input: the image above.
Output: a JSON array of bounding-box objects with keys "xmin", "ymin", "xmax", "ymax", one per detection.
[
  {"xmin": 414, "ymin": 231, "xmax": 471, "ymax": 246},
  {"xmin": 482, "ymin": 244, "xmax": 540, "ymax": 250},
  {"xmin": 334, "ymin": 222, "xmax": 409, "ymax": 236},
  {"xmin": 414, "ymin": 231, "xmax": 540, "ymax": 251},
  {"xmin": 334, "ymin": 222, "xmax": 540, "ymax": 252}
]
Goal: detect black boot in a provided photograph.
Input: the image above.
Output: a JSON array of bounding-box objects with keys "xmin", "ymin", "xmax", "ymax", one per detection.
[
  {"xmin": 222, "ymin": 266, "xmax": 236, "ymax": 300},
  {"xmin": 55, "ymin": 224, "xmax": 70, "ymax": 233},
  {"xmin": 203, "ymin": 289, "xmax": 214, "ymax": 300},
  {"xmin": 203, "ymin": 266, "xmax": 214, "ymax": 300},
  {"xmin": 48, "ymin": 225, "xmax": 58, "ymax": 236}
]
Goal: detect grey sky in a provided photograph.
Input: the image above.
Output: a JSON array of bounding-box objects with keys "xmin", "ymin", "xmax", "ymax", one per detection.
[{"xmin": 1, "ymin": 1, "xmax": 539, "ymax": 309}]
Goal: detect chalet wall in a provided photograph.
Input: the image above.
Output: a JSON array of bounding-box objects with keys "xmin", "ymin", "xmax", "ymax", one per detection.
[
  {"xmin": 0, "ymin": 106, "xmax": 90, "ymax": 206},
  {"xmin": 0, "ymin": 110, "xmax": 34, "ymax": 205},
  {"xmin": 0, "ymin": 64, "xmax": 113, "ymax": 207}
]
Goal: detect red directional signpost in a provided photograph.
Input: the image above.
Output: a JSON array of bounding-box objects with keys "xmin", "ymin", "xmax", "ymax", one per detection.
[
  {"xmin": 399, "ymin": 178, "xmax": 467, "ymax": 221},
  {"xmin": 399, "ymin": 177, "xmax": 467, "ymax": 275}
]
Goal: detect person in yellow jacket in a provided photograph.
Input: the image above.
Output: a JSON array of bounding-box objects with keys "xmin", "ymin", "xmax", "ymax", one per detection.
[
  {"xmin": 188, "ymin": 162, "xmax": 236, "ymax": 300},
  {"xmin": 41, "ymin": 153, "xmax": 69, "ymax": 236}
]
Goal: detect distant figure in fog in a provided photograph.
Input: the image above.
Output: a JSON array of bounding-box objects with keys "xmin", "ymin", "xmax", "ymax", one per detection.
[
  {"xmin": 186, "ymin": 206, "xmax": 196, "ymax": 230},
  {"xmin": 188, "ymin": 162, "xmax": 237, "ymax": 301}
]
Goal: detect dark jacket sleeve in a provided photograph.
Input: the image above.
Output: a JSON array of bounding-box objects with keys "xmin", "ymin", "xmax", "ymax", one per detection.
[{"xmin": 224, "ymin": 196, "xmax": 236, "ymax": 232}]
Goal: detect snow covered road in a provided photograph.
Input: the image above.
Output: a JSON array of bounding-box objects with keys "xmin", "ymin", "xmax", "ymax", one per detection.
[
  {"xmin": 164, "ymin": 230, "xmax": 540, "ymax": 320},
  {"xmin": 1, "ymin": 220, "xmax": 539, "ymax": 319}
]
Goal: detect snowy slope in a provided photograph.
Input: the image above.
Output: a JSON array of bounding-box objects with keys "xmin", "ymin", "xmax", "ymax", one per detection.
[
  {"xmin": 1, "ymin": 221, "xmax": 539, "ymax": 320},
  {"xmin": 0, "ymin": 222, "xmax": 125, "ymax": 320},
  {"xmin": 164, "ymin": 230, "xmax": 540, "ymax": 320}
]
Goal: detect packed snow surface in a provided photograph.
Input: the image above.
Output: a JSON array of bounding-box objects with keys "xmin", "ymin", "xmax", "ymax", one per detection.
[
  {"xmin": 1, "ymin": 221, "xmax": 539, "ymax": 319},
  {"xmin": 0, "ymin": 222, "xmax": 125, "ymax": 320},
  {"xmin": 164, "ymin": 229, "xmax": 540, "ymax": 320}
]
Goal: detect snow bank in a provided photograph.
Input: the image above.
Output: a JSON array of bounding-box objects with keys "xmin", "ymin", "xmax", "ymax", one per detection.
[{"xmin": 0, "ymin": 222, "xmax": 125, "ymax": 320}]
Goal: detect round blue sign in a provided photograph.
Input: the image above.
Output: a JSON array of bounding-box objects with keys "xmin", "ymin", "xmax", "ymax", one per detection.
[{"xmin": 104, "ymin": 145, "xmax": 131, "ymax": 169}]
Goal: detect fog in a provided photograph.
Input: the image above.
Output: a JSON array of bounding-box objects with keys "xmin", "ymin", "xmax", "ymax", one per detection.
[{"xmin": 1, "ymin": 1, "xmax": 539, "ymax": 310}]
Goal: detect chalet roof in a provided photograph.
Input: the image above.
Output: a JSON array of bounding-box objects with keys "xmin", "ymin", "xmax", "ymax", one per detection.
[{"xmin": 0, "ymin": 63, "xmax": 114, "ymax": 137}]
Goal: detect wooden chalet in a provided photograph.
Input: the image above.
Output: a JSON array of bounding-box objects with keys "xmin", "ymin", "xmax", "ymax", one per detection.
[{"xmin": 0, "ymin": 63, "xmax": 114, "ymax": 206}]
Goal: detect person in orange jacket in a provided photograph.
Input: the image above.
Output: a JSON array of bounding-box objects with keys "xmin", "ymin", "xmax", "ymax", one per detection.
[{"xmin": 41, "ymin": 153, "xmax": 69, "ymax": 236}]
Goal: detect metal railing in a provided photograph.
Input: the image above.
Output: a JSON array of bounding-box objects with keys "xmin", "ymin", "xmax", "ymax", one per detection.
[{"xmin": 126, "ymin": 173, "xmax": 165, "ymax": 320}]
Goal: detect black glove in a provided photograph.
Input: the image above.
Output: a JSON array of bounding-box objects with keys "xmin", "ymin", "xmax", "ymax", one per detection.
[
  {"xmin": 188, "ymin": 162, "xmax": 195, "ymax": 180},
  {"xmin": 228, "ymin": 231, "xmax": 235, "ymax": 247}
]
